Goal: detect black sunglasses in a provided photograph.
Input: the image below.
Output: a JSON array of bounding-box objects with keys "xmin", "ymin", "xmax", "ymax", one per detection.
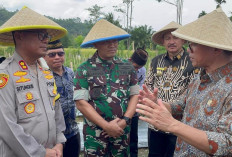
[
  {"xmin": 22, "ymin": 30, "xmax": 51, "ymax": 42},
  {"xmin": 47, "ymin": 52, "xmax": 65, "ymax": 58}
]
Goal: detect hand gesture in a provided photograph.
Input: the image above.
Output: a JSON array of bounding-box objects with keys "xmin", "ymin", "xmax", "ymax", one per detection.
[
  {"xmin": 136, "ymin": 98, "xmax": 178, "ymax": 133},
  {"xmin": 139, "ymin": 85, "xmax": 158, "ymax": 103}
]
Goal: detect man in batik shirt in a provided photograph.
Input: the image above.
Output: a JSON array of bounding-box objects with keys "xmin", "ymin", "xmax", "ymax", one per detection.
[
  {"xmin": 74, "ymin": 19, "xmax": 139, "ymax": 157},
  {"xmin": 145, "ymin": 21, "xmax": 199, "ymax": 157},
  {"xmin": 137, "ymin": 8, "xmax": 232, "ymax": 156}
]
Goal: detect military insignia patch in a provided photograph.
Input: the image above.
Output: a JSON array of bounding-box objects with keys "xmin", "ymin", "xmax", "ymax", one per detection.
[
  {"xmin": 24, "ymin": 102, "xmax": 35, "ymax": 114},
  {"xmin": 26, "ymin": 92, "xmax": 33, "ymax": 100},
  {"xmin": 0, "ymin": 73, "xmax": 9, "ymax": 88},
  {"xmin": 19, "ymin": 60, "xmax": 28, "ymax": 70}
]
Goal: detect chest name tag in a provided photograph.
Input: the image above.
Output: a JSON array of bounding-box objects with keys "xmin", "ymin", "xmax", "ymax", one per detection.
[{"xmin": 87, "ymin": 69, "xmax": 105, "ymax": 77}]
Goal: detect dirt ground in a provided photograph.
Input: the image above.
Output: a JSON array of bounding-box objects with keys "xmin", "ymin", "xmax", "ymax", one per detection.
[{"xmin": 79, "ymin": 148, "xmax": 148, "ymax": 157}]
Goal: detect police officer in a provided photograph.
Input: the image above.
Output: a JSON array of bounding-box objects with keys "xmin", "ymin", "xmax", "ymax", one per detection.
[
  {"xmin": 74, "ymin": 19, "xmax": 140, "ymax": 156},
  {"xmin": 0, "ymin": 7, "xmax": 67, "ymax": 157}
]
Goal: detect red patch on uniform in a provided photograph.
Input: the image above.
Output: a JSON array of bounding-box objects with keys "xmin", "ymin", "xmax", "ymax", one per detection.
[
  {"xmin": 209, "ymin": 140, "xmax": 218, "ymax": 154},
  {"xmin": 19, "ymin": 60, "xmax": 28, "ymax": 70}
]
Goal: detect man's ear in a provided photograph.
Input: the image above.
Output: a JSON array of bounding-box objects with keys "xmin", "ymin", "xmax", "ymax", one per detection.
[{"xmin": 14, "ymin": 31, "xmax": 23, "ymax": 40}]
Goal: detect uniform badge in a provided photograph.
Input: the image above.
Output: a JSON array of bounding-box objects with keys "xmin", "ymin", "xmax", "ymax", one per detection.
[
  {"xmin": 26, "ymin": 92, "xmax": 33, "ymax": 100},
  {"xmin": 43, "ymin": 70, "xmax": 51, "ymax": 75},
  {"xmin": 0, "ymin": 73, "xmax": 9, "ymax": 89},
  {"xmin": 156, "ymin": 67, "xmax": 164, "ymax": 76},
  {"xmin": 45, "ymin": 74, "xmax": 53, "ymax": 80},
  {"xmin": 24, "ymin": 102, "xmax": 35, "ymax": 114},
  {"xmin": 14, "ymin": 71, "xmax": 30, "ymax": 83},
  {"xmin": 19, "ymin": 60, "xmax": 28, "ymax": 70}
]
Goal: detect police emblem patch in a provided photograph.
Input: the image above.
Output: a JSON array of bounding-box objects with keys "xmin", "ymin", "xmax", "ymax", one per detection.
[
  {"xmin": 24, "ymin": 102, "xmax": 35, "ymax": 114},
  {"xmin": 0, "ymin": 73, "xmax": 9, "ymax": 88}
]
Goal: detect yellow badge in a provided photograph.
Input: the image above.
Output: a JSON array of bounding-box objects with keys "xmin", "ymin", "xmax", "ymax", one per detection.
[
  {"xmin": 19, "ymin": 60, "xmax": 28, "ymax": 70},
  {"xmin": 14, "ymin": 71, "xmax": 27, "ymax": 77},
  {"xmin": 45, "ymin": 74, "xmax": 53, "ymax": 80},
  {"xmin": 176, "ymin": 55, "xmax": 181, "ymax": 60},
  {"xmin": 16, "ymin": 77, "xmax": 31, "ymax": 83},
  {"xmin": 14, "ymin": 71, "xmax": 31, "ymax": 83},
  {"xmin": 194, "ymin": 68, "xmax": 200, "ymax": 74},
  {"xmin": 26, "ymin": 92, "xmax": 33, "ymax": 100},
  {"xmin": 0, "ymin": 73, "xmax": 9, "ymax": 89},
  {"xmin": 43, "ymin": 70, "xmax": 51, "ymax": 75},
  {"xmin": 24, "ymin": 103, "xmax": 35, "ymax": 114}
]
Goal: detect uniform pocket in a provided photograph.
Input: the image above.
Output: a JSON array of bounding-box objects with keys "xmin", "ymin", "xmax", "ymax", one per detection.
[{"xmin": 16, "ymin": 90, "xmax": 41, "ymax": 120}]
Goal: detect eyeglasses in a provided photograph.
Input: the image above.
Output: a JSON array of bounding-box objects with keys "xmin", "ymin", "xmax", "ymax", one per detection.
[
  {"xmin": 188, "ymin": 42, "xmax": 193, "ymax": 52},
  {"xmin": 47, "ymin": 52, "xmax": 65, "ymax": 58},
  {"xmin": 23, "ymin": 30, "xmax": 51, "ymax": 42}
]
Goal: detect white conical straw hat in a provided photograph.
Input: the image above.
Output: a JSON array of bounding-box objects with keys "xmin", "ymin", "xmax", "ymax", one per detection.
[
  {"xmin": 81, "ymin": 19, "xmax": 130, "ymax": 48},
  {"xmin": 151, "ymin": 21, "xmax": 181, "ymax": 45},
  {"xmin": 172, "ymin": 8, "xmax": 232, "ymax": 51},
  {"xmin": 0, "ymin": 6, "xmax": 67, "ymax": 46}
]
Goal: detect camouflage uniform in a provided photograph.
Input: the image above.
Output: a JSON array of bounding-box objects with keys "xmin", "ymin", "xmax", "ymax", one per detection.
[{"xmin": 74, "ymin": 52, "xmax": 139, "ymax": 157}]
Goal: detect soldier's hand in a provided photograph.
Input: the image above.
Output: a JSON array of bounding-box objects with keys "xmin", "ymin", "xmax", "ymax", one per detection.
[
  {"xmin": 102, "ymin": 118, "xmax": 124, "ymax": 138},
  {"xmin": 139, "ymin": 85, "xmax": 158, "ymax": 103},
  {"xmin": 45, "ymin": 149, "xmax": 57, "ymax": 157},
  {"xmin": 117, "ymin": 119, "xmax": 127, "ymax": 130}
]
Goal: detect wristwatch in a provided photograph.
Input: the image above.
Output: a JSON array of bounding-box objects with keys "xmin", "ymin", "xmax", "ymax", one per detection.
[{"xmin": 122, "ymin": 116, "xmax": 132, "ymax": 125}]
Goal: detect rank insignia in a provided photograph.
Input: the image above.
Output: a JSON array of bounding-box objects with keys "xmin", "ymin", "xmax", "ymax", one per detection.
[
  {"xmin": 43, "ymin": 70, "xmax": 51, "ymax": 75},
  {"xmin": 45, "ymin": 74, "xmax": 53, "ymax": 80},
  {"xmin": 26, "ymin": 92, "xmax": 33, "ymax": 100},
  {"xmin": 14, "ymin": 71, "xmax": 31, "ymax": 83},
  {"xmin": 0, "ymin": 73, "xmax": 9, "ymax": 89},
  {"xmin": 16, "ymin": 77, "xmax": 31, "ymax": 83},
  {"xmin": 24, "ymin": 102, "xmax": 35, "ymax": 114},
  {"xmin": 19, "ymin": 60, "xmax": 28, "ymax": 70}
]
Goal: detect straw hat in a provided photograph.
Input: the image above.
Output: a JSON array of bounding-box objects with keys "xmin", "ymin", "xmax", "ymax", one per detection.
[
  {"xmin": 81, "ymin": 19, "xmax": 130, "ymax": 48},
  {"xmin": 151, "ymin": 21, "xmax": 181, "ymax": 45},
  {"xmin": 0, "ymin": 6, "xmax": 67, "ymax": 46},
  {"xmin": 172, "ymin": 8, "xmax": 232, "ymax": 51}
]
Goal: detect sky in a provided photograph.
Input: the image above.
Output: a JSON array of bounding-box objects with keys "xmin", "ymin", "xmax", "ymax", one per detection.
[{"xmin": 1, "ymin": 0, "xmax": 232, "ymax": 31}]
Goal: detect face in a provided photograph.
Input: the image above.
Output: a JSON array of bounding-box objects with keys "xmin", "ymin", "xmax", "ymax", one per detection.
[
  {"xmin": 17, "ymin": 29, "xmax": 51, "ymax": 58},
  {"xmin": 44, "ymin": 48, "xmax": 65, "ymax": 70},
  {"xmin": 132, "ymin": 62, "xmax": 143, "ymax": 71},
  {"xmin": 187, "ymin": 42, "xmax": 215, "ymax": 68},
  {"xmin": 94, "ymin": 40, "xmax": 118, "ymax": 60},
  {"xmin": 163, "ymin": 32, "xmax": 185, "ymax": 54}
]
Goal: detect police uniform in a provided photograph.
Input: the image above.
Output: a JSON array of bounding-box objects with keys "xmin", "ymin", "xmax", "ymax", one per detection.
[
  {"xmin": 74, "ymin": 52, "xmax": 139, "ymax": 156},
  {"xmin": 0, "ymin": 52, "xmax": 66, "ymax": 157}
]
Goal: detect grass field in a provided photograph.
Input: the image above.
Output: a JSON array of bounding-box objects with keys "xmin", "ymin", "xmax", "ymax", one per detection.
[{"xmin": 0, "ymin": 46, "xmax": 166, "ymax": 72}]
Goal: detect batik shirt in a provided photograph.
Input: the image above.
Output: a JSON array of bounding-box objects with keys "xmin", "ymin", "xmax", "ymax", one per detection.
[
  {"xmin": 53, "ymin": 66, "xmax": 79, "ymax": 139},
  {"xmin": 172, "ymin": 62, "xmax": 232, "ymax": 156},
  {"xmin": 146, "ymin": 50, "xmax": 199, "ymax": 122},
  {"xmin": 73, "ymin": 52, "xmax": 139, "ymax": 129}
]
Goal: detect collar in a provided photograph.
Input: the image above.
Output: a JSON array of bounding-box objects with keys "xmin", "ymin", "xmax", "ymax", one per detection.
[
  {"xmin": 164, "ymin": 48, "xmax": 185, "ymax": 60},
  {"xmin": 200, "ymin": 62, "xmax": 232, "ymax": 83}
]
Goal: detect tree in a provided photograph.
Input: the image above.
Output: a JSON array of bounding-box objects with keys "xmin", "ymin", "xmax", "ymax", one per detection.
[
  {"xmin": 130, "ymin": 25, "xmax": 153, "ymax": 49},
  {"xmin": 198, "ymin": 11, "xmax": 207, "ymax": 18},
  {"xmin": 86, "ymin": 4, "xmax": 105, "ymax": 24},
  {"xmin": 104, "ymin": 12, "xmax": 122, "ymax": 28},
  {"xmin": 155, "ymin": 0, "xmax": 183, "ymax": 24},
  {"xmin": 214, "ymin": 0, "xmax": 226, "ymax": 8},
  {"xmin": 74, "ymin": 35, "xmax": 84, "ymax": 48}
]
